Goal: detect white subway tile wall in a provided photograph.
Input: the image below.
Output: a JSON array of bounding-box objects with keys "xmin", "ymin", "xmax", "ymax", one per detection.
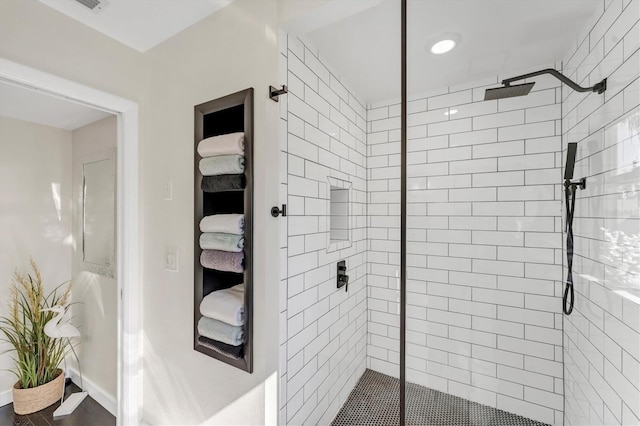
[
  {"xmin": 562, "ymin": 1, "xmax": 640, "ymax": 425},
  {"xmin": 280, "ymin": 2, "xmax": 639, "ymax": 424},
  {"xmin": 280, "ymin": 34, "xmax": 368, "ymax": 426},
  {"xmin": 367, "ymin": 69, "xmax": 566, "ymax": 423}
]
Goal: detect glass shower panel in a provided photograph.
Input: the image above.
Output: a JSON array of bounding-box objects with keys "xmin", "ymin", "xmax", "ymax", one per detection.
[{"xmin": 405, "ymin": 1, "xmax": 565, "ymax": 425}]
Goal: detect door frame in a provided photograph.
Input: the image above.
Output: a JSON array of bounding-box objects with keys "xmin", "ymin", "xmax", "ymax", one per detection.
[{"xmin": 0, "ymin": 58, "xmax": 141, "ymax": 425}]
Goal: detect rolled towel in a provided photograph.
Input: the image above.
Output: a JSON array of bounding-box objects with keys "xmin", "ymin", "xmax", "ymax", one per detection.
[
  {"xmin": 200, "ymin": 284, "xmax": 245, "ymax": 326},
  {"xmin": 201, "ymin": 174, "xmax": 245, "ymax": 192},
  {"xmin": 198, "ymin": 316, "xmax": 244, "ymax": 346},
  {"xmin": 197, "ymin": 132, "xmax": 244, "ymax": 157},
  {"xmin": 200, "ymin": 233, "xmax": 245, "ymax": 252},
  {"xmin": 199, "ymin": 155, "xmax": 245, "ymax": 176},
  {"xmin": 201, "ymin": 249, "xmax": 244, "ymax": 273},
  {"xmin": 200, "ymin": 214, "xmax": 244, "ymax": 234},
  {"xmin": 198, "ymin": 336, "xmax": 243, "ymax": 359}
]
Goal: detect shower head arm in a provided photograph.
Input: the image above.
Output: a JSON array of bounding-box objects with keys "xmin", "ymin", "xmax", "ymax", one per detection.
[{"xmin": 502, "ymin": 68, "xmax": 606, "ymax": 94}]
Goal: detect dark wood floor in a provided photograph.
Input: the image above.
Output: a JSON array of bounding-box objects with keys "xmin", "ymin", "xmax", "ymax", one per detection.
[{"xmin": 0, "ymin": 382, "xmax": 115, "ymax": 426}]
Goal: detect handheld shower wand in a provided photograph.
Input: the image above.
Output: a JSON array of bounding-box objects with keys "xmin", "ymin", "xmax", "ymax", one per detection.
[{"xmin": 563, "ymin": 143, "xmax": 586, "ymax": 315}]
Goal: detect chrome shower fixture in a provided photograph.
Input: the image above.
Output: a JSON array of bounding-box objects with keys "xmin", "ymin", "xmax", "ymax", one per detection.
[{"xmin": 484, "ymin": 68, "xmax": 607, "ymax": 100}]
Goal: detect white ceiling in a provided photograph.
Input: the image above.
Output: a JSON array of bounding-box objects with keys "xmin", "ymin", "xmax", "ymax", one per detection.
[
  {"xmin": 39, "ymin": 0, "xmax": 234, "ymax": 52},
  {"xmin": 0, "ymin": 81, "xmax": 112, "ymax": 130},
  {"xmin": 302, "ymin": 0, "xmax": 602, "ymax": 104}
]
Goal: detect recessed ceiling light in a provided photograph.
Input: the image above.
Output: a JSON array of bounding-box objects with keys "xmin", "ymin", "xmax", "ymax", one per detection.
[
  {"xmin": 445, "ymin": 109, "xmax": 458, "ymax": 116},
  {"xmin": 431, "ymin": 40, "xmax": 456, "ymax": 54},
  {"xmin": 427, "ymin": 33, "xmax": 461, "ymax": 55}
]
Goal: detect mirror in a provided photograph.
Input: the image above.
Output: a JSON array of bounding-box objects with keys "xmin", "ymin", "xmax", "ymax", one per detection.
[{"xmin": 82, "ymin": 156, "xmax": 115, "ymax": 277}]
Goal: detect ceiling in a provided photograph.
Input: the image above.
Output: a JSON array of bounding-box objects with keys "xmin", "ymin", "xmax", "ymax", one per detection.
[
  {"xmin": 39, "ymin": 0, "xmax": 234, "ymax": 52},
  {"xmin": 0, "ymin": 81, "xmax": 112, "ymax": 130},
  {"xmin": 302, "ymin": 0, "xmax": 602, "ymax": 104}
]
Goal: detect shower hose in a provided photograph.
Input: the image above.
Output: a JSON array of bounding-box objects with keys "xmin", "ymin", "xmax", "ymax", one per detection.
[{"xmin": 563, "ymin": 182, "xmax": 576, "ymax": 315}]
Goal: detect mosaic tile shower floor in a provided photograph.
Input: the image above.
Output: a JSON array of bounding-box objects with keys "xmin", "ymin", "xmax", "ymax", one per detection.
[{"xmin": 332, "ymin": 369, "xmax": 549, "ymax": 426}]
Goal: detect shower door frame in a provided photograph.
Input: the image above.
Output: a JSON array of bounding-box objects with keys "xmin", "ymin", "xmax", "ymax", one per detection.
[{"xmin": 400, "ymin": 0, "xmax": 408, "ymax": 425}]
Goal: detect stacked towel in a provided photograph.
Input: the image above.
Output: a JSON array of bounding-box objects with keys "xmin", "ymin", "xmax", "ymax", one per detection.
[
  {"xmin": 200, "ymin": 284, "xmax": 245, "ymax": 326},
  {"xmin": 197, "ymin": 133, "xmax": 247, "ymax": 358},
  {"xmin": 197, "ymin": 132, "xmax": 244, "ymax": 157},
  {"xmin": 198, "ymin": 316, "xmax": 244, "ymax": 346},
  {"xmin": 198, "ymin": 336, "xmax": 243, "ymax": 359},
  {"xmin": 201, "ymin": 249, "xmax": 244, "ymax": 273},
  {"xmin": 200, "ymin": 214, "xmax": 244, "ymax": 234},
  {"xmin": 201, "ymin": 174, "xmax": 245, "ymax": 192},
  {"xmin": 200, "ymin": 233, "xmax": 244, "ymax": 252},
  {"xmin": 199, "ymin": 155, "xmax": 245, "ymax": 176}
]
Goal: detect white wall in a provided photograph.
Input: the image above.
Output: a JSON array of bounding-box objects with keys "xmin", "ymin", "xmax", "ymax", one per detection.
[
  {"xmin": 279, "ymin": 34, "xmax": 368, "ymax": 425},
  {"xmin": 0, "ymin": 115, "xmax": 72, "ymax": 404},
  {"xmin": 140, "ymin": 1, "xmax": 281, "ymax": 424},
  {"xmin": 366, "ymin": 72, "xmax": 566, "ymax": 424},
  {"xmin": 0, "ymin": 1, "xmax": 281, "ymax": 423},
  {"xmin": 70, "ymin": 115, "xmax": 118, "ymax": 413},
  {"xmin": 562, "ymin": 1, "xmax": 640, "ymax": 425}
]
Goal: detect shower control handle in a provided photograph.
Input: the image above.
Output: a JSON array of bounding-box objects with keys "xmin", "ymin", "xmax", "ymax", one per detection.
[{"xmin": 337, "ymin": 260, "xmax": 348, "ymax": 292}]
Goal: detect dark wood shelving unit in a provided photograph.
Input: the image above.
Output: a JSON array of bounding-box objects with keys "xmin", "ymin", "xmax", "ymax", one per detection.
[{"xmin": 194, "ymin": 88, "xmax": 253, "ymax": 373}]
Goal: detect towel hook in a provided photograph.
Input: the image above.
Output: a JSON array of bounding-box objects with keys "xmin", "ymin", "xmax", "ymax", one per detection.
[
  {"xmin": 269, "ymin": 85, "xmax": 288, "ymax": 102},
  {"xmin": 271, "ymin": 204, "xmax": 286, "ymax": 217}
]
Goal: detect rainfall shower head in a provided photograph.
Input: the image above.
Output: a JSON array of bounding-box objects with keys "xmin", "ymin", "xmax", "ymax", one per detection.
[
  {"xmin": 484, "ymin": 82, "xmax": 535, "ymax": 100},
  {"xmin": 484, "ymin": 68, "xmax": 607, "ymax": 101}
]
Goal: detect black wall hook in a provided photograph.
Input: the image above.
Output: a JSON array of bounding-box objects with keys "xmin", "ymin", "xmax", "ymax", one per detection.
[
  {"xmin": 269, "ymin": 85, "xmax": 288, "ymax": 102},
  {"xmin": 271, "ymin": 204, "xmax": 286, "ymax": 217}
]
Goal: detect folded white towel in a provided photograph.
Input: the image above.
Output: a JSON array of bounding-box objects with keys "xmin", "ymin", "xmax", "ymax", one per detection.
[
  {"xmin": 200, "ymin": 284, "xmax": 245, "ymax": 326},
  {"xmin": 199, "ymin": 214, "xmax": 245, "ymax": 235},
  {"xmin": 197, "ymin": 316, "xmax": 244, "ymax": 346},
  {"xmin": 197, "ymin": 132, "xmax": 244, "ymax": 157}
]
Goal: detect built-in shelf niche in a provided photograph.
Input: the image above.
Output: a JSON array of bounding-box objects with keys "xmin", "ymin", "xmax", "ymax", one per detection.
[
  {"xmin": 327, "ymin": 176, "xmax": 352, "ymax": 252},
  {"xmin": 194, "ymin": 88, "xmax": 253, "ymax": 373}
]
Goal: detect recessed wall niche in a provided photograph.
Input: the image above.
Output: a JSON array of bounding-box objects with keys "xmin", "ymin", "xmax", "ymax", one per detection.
[
  {"xmin": 194, "ymin": 88, "xmax": 253, "ymax": 373},
  {"xmin": 330, "ymin": 187, "xmax": 349, "ymax": 241},
  {"xmin": 327, "ymin": 177, "xmax": 352, "ymax": 252}
]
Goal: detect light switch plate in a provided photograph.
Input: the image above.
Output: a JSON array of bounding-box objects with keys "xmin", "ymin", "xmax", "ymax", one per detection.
[
  {"xmin": 164, "ymin": 245, "xmax": 178, "ymax": 271},
  {"xmin": 163, "ymin": 179, "xmax": 173, "ymax": 201}
]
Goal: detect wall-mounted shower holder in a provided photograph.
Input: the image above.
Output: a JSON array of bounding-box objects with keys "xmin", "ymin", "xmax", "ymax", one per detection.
[{"xmin": 565, "ymin": 177, "xmax": 586, "ymax": 192}]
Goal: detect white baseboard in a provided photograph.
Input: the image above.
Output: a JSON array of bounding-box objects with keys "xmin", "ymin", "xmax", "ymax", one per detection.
[
  {"xmin": 0, "ymin": 388, "xmax": 12, "ymax": 407},
  {"xmin": 67, "ymin": 368, "xmax": 117, "ymax": 417}
]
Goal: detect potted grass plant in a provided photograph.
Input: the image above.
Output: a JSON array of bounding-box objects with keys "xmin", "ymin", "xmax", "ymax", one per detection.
[{"xmin": 0, "ymin": 258, "xmax": 72, "ymax": 415}]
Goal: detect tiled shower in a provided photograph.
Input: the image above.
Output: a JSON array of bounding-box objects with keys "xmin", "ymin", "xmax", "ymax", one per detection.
[
  {"xmin": 278, "ymin": 1, "xmax": 639, "ymax": 425},
  {"xmin": 562, "ymin": 1, "xmax": 640, "ymax": 424},
  {"xmin": 279, "ymin": 33, "xmax": 369, "ymax": 425},
  {"xmin": 369, "ymin": 73, "xmax": 565, "ymax": 425}
]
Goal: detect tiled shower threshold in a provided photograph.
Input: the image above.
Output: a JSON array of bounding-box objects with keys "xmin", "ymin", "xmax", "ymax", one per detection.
[{"xmin": 332, "ymin": 369, "xmax": 549, "ymax": 426}]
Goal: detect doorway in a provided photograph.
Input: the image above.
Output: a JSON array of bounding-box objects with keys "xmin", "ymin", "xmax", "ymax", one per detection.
[{"xmin": 0, "ymin": 58, "xmax": 141, "ymax": 426}]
